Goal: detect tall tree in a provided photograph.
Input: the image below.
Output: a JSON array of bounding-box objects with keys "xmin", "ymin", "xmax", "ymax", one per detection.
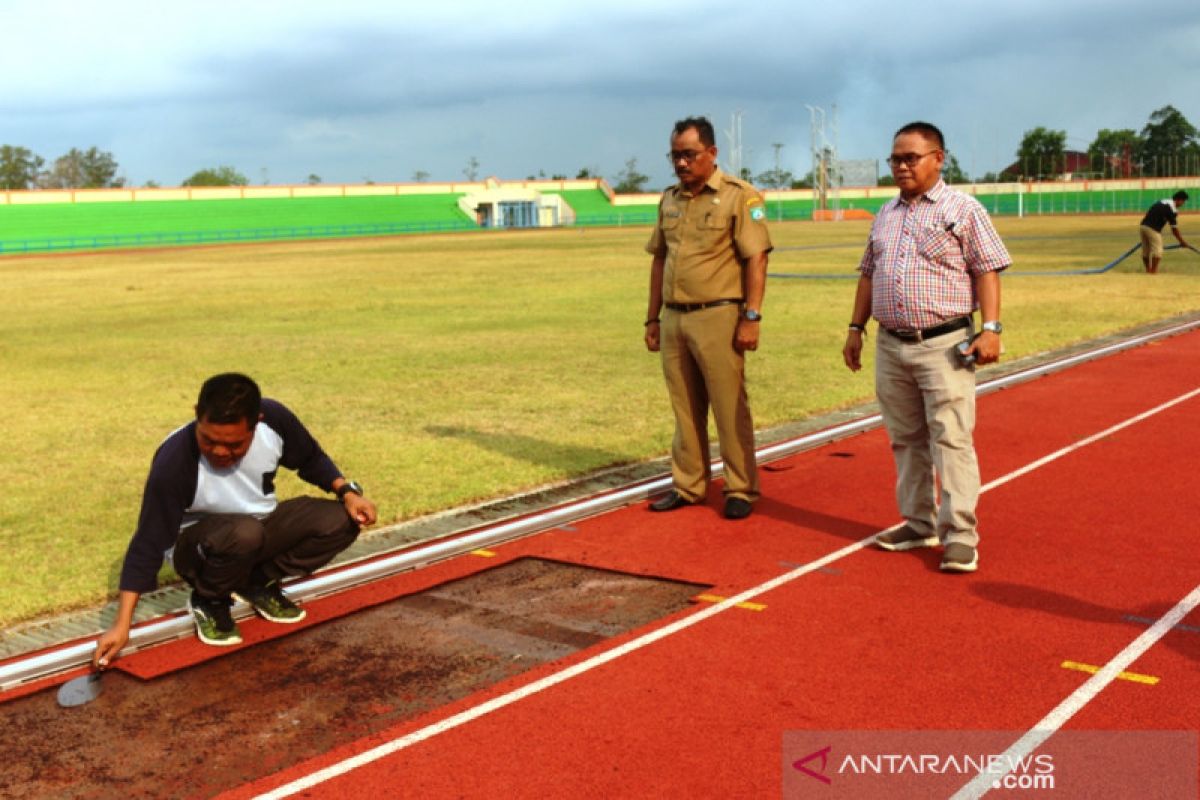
[
  {"xmin": 40, "ymin": 151, "xmax": 85, "ymax": 189},
  {"xmin": 1140, "ymin": 105, "xmax": 1199, "ymax": 177},
  {"xmin": 181, "ymin": 166, "xmax": 249, "ymax": 187},
  {"xmin": 41, "ymin": 147, "xmax": 124, "ymax": 189},
  {"xmin": 463, "ymin": 156, "xmax": 480, "ymax": 182},
  {"xmin": 1087, "ymin": 129, "xmax": 1142, "ymax": 177},
  {"xmin": 942, "ymin": 152, "xmax": 969, "ymax": 184},
  {"xmin": 0, "ymin": 145, "xmax": 45, "ymax": 190},
  {"xmin": 1016, "ymin": 127, "xmax": 1067, "ymax": 180},
  {"xmin": 613, "ymin": 157, "xmax": 649, "ymax": 194},
  {"xmin": 754, "ymin": 167, "xmax": 794, "ymax": 190},
  {"xmin": 756, "ymin": 143, "xmax": 792, "ymax": 190}
]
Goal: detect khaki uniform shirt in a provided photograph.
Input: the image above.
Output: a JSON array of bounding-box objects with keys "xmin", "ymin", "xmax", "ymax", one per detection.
[{"xmin": 645, "ymin": 167, "xmax": 773, "ymax": 304}]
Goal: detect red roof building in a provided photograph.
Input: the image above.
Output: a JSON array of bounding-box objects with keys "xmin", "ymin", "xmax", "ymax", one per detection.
[{"xmin": 1001, "ymin": 150, "xmax": 1097, "ymax": 180}]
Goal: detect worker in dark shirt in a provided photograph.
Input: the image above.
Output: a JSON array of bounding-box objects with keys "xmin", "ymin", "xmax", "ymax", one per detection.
[
  {"xmin": 94, "ymin": 372, "xmax": 377, "ymax": 662},
  {"xmin": 1139, "ymin": 191, "xmax": 1190, "ymax": 273}
]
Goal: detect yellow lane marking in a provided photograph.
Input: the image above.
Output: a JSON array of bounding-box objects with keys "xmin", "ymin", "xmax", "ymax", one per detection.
[
  {"xmin": 1061, "ymin": 660, "xmax": 1159, "ymax": 685},
  {"xmin": 470, "ymin": 549, "xmax": 497, "ymax": 558},
  {"xmin": 693, "ymin": 593, "xmax": 766, "ymax": 612}
]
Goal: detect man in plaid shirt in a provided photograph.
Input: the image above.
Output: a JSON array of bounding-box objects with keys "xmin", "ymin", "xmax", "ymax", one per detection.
[{"xmin": 842, "ymin": 121, "xmax": 1011, "ymax": 573}]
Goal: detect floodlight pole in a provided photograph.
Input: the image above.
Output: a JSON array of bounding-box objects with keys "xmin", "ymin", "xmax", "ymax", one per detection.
[
  {"xmin": 724, "ymin": 111, "xmax": 744, "ymax": 180},
  {"xmin": 830, "ymin": 104, "xmax": 841, "ymax": 219},
  {"xmin": 772, "ymin": 142, "xmax": 784, "ymax": 221},
  {"xmin": 805, "ymin": 105, "xmax": 827, "ymax": 216}
]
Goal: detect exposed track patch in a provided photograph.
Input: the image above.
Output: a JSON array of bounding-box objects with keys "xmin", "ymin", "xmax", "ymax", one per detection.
[{"xmin": 0, "ymin": 558, "xmax": 706, "ymax": 799}]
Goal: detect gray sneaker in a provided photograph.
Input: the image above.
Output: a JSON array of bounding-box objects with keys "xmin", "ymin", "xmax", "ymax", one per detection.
[
  {"xmin": 875, "ymin": 526, "xmax": 938, "ymax": 552},
  {"xmin": 940, "ymin": 543, "xmax": 979, "ymax": 573}
]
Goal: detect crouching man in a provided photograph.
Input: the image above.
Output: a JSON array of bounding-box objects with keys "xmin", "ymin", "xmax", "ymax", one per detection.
[{"xmin": 94, "ymin": 372, "xmax": 377, "ymax": 663}]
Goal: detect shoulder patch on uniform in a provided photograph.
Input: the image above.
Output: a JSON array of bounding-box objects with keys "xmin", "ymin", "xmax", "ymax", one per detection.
[
  {"xmin": 722, "ymin": 174, "xmax": 760, "ymax": 192},
  {"xmin": 750, "ymin": 206, "xmax": 766, "ymax": 221}
]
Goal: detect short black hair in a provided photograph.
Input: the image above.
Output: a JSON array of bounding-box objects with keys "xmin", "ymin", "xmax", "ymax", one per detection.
[
  {"xmin": 895, "ymin": 121, "xmax": 945, "ymax": 150},
  {"xmin": 1173, "ymin": 190, "xmax": 1189, "ymax": 202},
  {"xmin": 673, "ymin": 116, "xmax": 716, "ymax": 147},
  {"xmin": 196, "ymin": 373, "xmax": 261, "ymax": 425}
]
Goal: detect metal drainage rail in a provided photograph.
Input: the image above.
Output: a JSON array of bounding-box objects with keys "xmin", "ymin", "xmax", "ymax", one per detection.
[{"xmin": 3, "ymin": 316, "xmax": 1198, "ymax": 692}]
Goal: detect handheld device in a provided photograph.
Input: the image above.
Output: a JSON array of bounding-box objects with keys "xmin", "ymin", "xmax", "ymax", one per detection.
[{"xmin": 955, "ymin": 333, "xmax": 981, "ymax": 365}]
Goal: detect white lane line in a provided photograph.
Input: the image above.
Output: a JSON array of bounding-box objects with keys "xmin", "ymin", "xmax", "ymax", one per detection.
[
  {"xmin": 255, "ymin": 387, "xmax": 1200, "ymax": 799},
  {"xmin": 980, "ymin": 387, "xmax": 1200, "ymax": 494},
  {"xmin": 951, "ymin": 584, "xmax": 1200, "ymax": 800}
]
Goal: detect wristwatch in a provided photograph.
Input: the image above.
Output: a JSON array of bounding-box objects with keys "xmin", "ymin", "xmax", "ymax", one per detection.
[
  {"xmin": 981, "ymin": 320, "xmax": 1003, "ymax": 334},
  {"xmin": 743, "ymin": 309, "xmax": 762, "ymax": 322},
  {"xmin": 336, "ymin": 480, "xmax": 364, "ymax": 500}
]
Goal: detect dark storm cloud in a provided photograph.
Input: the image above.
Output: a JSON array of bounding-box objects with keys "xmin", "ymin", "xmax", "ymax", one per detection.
[{"xmin": 1, "ymin": 0, "xmax": 1197, "ymax": 186}]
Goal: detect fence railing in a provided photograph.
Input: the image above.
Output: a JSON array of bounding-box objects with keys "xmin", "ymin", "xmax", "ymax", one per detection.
[{"xmin": 0, "ymin": 219, "xmax": 479, "ymax": 254}]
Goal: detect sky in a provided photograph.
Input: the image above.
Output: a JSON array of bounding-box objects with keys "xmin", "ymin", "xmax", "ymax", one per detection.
[{"xmin": 2, "ymin": 0, "xmax": 1198, "ymax": 190}]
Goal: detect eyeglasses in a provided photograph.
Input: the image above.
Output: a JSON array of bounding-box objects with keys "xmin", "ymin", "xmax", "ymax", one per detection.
[
  {"xmin": 667, "ymin": 150, "xmax": 707, "ymax": 164},
  {"xmin": 887, "ymin": 151, "xmax": 941, "ymax": 169}
]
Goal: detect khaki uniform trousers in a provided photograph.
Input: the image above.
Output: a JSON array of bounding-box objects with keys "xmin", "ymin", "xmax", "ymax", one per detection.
[
  {"xmin": 660, "ymin": 303, "xmax": 759, "ymax": 502},
  {"xmin": 875, "ymin": 327, "xmax": 980, "ymax": 547}
]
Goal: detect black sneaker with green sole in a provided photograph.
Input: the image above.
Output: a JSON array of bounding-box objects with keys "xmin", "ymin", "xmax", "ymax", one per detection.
[
  {"xmin": 234, "ymin": 579, "xmax": 307, "ymax": 624},
  {"xmin": 188, "ymin": 592, "xmax": 243, "ymax": 646}
]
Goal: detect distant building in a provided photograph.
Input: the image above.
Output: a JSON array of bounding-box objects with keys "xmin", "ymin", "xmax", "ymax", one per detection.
[{"xmin": 1001, "ymin": 150, "xmax": 1095, "ymax": 181}]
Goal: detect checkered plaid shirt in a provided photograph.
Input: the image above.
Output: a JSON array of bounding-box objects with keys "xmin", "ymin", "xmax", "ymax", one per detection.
[{"xmin": 858, "ymin": 180, "xmax": 1010, "ymax": 331}]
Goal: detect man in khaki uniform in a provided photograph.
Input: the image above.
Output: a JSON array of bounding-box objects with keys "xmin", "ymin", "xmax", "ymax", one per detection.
[{"xmin": 643, "ymin": 116, "xmax": 773, "ymax": 520}]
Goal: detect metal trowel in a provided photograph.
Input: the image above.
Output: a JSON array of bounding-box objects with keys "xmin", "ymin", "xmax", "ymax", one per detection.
[{"xmin": 56, "ymin": 670, "xmax": 103, "ymax": 708}]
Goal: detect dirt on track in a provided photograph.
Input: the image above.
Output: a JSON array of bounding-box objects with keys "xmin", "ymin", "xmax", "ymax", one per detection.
[{"xmin": 0, "ymin": 558, "xmax": 704, "ymax": 799}]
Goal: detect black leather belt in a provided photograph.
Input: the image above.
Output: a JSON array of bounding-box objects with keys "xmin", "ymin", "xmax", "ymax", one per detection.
[
  {"xmin": 664, "ymin": 299, "xmax": 741, "ymax": 313},
  {"xmin": 883, "ymin": 316, "xmax": 971, "ymax": 342}
]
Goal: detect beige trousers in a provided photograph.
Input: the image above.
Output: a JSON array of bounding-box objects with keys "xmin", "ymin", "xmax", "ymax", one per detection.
[
  {"xmin": 659, "ymin": 304, "xmax": 759, "ymax": 502},
  {"xmin": 875, "ymin": 327, "xmax": 980, "ymax": 547},
  {"xmin": 1140, "ymin": 225, "xmax": 1164, "ymax": 259}
]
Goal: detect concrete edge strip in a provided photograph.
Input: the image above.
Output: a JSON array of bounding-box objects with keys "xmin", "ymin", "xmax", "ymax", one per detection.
[{"xmin": 2, "ymin": 316, "xmax": 1198, "ymax": 691}]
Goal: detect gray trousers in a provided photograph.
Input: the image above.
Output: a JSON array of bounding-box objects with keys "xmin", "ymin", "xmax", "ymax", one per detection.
[
  {"xmin": 875, "ymin": 327, "xmax": 981, "ymax": 547},
  {"xmin": 173, "ymin": 497, "xmax": 359, "ymax": 600}
]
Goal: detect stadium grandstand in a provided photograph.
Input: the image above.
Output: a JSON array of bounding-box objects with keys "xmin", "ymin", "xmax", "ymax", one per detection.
[{"xmin": 2, "ymin": 176, "xmax": 1198, "ymax": 256}]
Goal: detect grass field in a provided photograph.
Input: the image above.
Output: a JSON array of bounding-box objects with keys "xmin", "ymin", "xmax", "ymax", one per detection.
[{"xmin": 1, "ymin": 214, "xmax": 1197, "ymax": 628}]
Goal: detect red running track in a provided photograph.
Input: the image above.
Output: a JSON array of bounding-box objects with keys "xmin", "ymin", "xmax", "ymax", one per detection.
[{"xmin": 217, "ymin": 330, "xmax": 1197, "ymax": 797}]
